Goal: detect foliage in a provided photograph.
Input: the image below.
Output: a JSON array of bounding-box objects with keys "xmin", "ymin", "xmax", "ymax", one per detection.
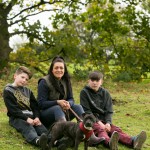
[
  {"xmin": 113, "ymin": 71, "xmax": 132, "ymax": 82},
  {"xmin": 73, "ymin": 64, "xmax": 92, "ymax": 80},
  {"xmin": 0, "ymin": 0, "xmax": 89, "ymax": 71},
  {"xmin": 50, "ymin": 0, "xmax": 150, "ymax": 81},
  {"xmin": 141, "ymin": 0, "xmax": 150, "ymax": 13},
  {"xmin": 0, "ymin": 0, "xmax": 150, "ymax": 81},
  {"xmin": 9, "ymin": 43, "xmax": 51, "ymax": 75}
]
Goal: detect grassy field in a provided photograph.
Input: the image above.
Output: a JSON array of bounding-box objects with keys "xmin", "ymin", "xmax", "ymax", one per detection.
[{"xmin": 0, "ymin": 78, "xmax": 150, "ymax": 150}]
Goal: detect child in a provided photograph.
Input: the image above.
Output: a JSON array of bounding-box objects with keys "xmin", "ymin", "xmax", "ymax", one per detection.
[
  {"xmin": 3, "ymin": 66, "xmax": 48, "ymax": 150},
  {"xmin": 80, "ymin": 71, "xmax": 147, "ymax": 150}
]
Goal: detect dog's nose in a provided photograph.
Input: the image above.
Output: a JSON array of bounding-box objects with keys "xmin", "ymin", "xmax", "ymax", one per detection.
[{"xmin": 86, "ymin": 121, "xmax": 92, "ymax": 127}]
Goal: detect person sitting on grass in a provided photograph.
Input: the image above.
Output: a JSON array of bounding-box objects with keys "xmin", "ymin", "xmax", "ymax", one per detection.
[
  {"xmin": 80, "ymin": 71, "xmax": 147, "ymax": 150},
  {"xmin": 3, "ymin": 66, "xmax": 49, "ymax": 150}
]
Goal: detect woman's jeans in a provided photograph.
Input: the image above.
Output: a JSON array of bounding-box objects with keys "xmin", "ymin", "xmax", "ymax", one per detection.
[
  {"xmin": 40, "ymin": 104, "xmax": 84, "ymax": 128},
  {"xmin": 9, "ymin": 117, "xmax": 48, "ymax": 144}
]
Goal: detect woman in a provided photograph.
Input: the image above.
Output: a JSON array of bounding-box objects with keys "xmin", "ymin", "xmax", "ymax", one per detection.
[{"xmin": 37, "ymin": 56, "xmax": 84, "ymax": 128}]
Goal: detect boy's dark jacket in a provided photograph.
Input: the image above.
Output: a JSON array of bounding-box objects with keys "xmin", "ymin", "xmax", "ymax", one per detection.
[
  {"xmin": 3, "ymin": 84, "xmax": 40, "ymax": 121},
  {"xmin": 80, "ymin": 85, "xmax": 113, "ymax": 124}
]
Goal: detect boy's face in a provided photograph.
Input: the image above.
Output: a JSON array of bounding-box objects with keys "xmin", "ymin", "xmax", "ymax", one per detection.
[
  {"xmin": 13, "ymin": 72, "xmax": 29, "ymax": 87},
  {"xmin": 88, "ymin": 79, "xmax": 103, "ymax": 92}
]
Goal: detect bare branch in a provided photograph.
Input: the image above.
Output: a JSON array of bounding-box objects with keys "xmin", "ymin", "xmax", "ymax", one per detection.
[
  {"xmin": 9, "ymin": 8, "xmax": 59, "ymax": 26},
  {"xmin": 10, "ymin": 31, "xmax": 55, "ymax": 47},
  {"xmin": 39, "ymin": 48, "xmax": 65, "ymax": 62},
  {"xmin": 7, "ymin": 0, "xmax": 60, "ymax": 20},
  {"xmin": 10, "ymin": 59, "xmax": 46, "ymax": 75}
]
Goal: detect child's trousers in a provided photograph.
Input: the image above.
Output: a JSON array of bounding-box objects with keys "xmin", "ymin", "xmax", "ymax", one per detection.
[
  {"xmin": 93, "ymin": 122, "xmax": 133, "ymax": 147},
  {"xmin": 9, "ymin": 117, "xmax": 48, "ymax": 144}
]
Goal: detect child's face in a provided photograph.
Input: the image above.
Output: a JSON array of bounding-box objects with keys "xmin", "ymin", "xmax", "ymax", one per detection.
[
  {"xmin": 13, "ymin": 72, "xmax": 29, "ymax": 87},
  {"xmin": 88, "ymin": 79, "xmax": 103, "ymax": 91}
]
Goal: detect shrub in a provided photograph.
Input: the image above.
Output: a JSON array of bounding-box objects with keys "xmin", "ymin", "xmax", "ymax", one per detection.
[{"xmin": 113, "ymin": 71, "xmax": 132, "ymax": 82}]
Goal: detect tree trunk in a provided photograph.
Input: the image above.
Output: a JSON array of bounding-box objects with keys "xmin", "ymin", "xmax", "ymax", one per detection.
[{"xmin": 0, "ymin": 3, "xmax": 12, "ymax": 73}]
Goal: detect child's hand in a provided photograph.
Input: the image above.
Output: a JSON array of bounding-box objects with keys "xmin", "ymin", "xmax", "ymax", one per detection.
[
  {"xmin": 105, "ymin": 123, "xmax": 111, "ymax": 132},
  {"xmin": 97, "ymin": 121, "xmax": 105, "ymax": 129},
  {"xmin": 27, "ymin": 118, "xmax": 34, "ymax": 125},
  {"xmin": 33, "ymin": 117, "xmax": 41, "ymax": 126}
]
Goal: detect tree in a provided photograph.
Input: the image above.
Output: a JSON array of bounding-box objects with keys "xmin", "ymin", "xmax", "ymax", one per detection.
[
  {"xmin": 0, "ymin": 0, "xmax": 88, "ymax": 73},
  {"xmin": 1, "ymin": 0, "xmax": 150, "ymax": 81},
  {"xmin": 141, "ymin": 0, "xmax": 150, "ymax": 13},
  {"xmin": 52, "ymin": 0, "xmax": 150, "ymax": 81}
]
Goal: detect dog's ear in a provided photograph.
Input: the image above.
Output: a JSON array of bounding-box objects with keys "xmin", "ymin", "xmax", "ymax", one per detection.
[
  {"xmin": 82, "ymin": 113, "xmax": 94, "ymax": 118},
  {"xmin": 82, "ymin": 113, "xmax": 92, "ymax": 118},
  {"xmin": 90, "ymin": 113, "xmax": 97, "ymax": 122}
]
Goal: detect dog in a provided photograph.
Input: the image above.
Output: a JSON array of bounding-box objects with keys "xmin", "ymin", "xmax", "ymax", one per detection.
[{"xmin": 48, "ymin": 113, "xmax": 97, "ymax": 150}]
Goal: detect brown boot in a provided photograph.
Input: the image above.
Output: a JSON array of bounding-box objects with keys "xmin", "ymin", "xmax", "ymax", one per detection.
[{"xmin": 88, "ymin": 133, "xmax": 105, "ymax": 146}]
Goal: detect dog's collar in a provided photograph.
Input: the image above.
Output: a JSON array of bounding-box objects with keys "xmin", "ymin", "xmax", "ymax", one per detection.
[{"xmin": 79, "ymin": 122, "xmax": 93, "ymax": 140}]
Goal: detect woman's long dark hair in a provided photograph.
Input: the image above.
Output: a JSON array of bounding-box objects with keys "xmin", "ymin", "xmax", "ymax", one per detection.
[{"xmin": 48, "ymin": 56, "xmax": 73, "ymax": 98}]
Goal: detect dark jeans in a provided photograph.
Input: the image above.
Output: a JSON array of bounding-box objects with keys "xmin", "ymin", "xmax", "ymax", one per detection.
[
  {"xmin": 93, "ymin": 123, "xmax": 133, "ymax": 147},
  {"xmin": 9, "ymin": 117, "xmax": 48, "ymax": 144},
  {"xmin": 40, "ymin": 104, "xmax": 84, "ymax": 128}
]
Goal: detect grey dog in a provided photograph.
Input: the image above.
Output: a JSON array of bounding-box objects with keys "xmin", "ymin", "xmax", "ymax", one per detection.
[{"xmin": 48, "ymin": 113, "xmax": 97, "ymax": 150}]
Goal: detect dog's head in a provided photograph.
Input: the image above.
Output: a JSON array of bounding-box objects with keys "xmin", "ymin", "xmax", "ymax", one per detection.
[{"xmin": 82, "ymin": 113, "xmax": 96, "ymax": 130}]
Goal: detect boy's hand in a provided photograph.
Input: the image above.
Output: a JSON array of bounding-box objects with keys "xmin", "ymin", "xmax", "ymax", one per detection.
[
  {"xmin": 33, "ymin": 117, "xmax": 42, "ymax": 126},
  {"xmin": 97, "ymin": 121, "xmax": 105, "ymax": 129},
  {"xmin": 97, "ymin": 121, "xmax": 111, "ymax": 132},
  {"xmin": 105, "ymin": 123, "xmax": 111, "ymax": 132},
  {"xmin": 27, "ymin": 118, "xmax": 34, "ymax": 125}
]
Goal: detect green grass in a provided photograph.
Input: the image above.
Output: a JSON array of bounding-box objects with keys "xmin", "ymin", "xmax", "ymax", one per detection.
[{"xmin": 0, "ymin": 78, "xmax": 150, "ymax": 150}]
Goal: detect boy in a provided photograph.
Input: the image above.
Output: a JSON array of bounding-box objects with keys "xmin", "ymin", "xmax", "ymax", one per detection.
[
  {"xmin": 80, "ymin": 71, "xmax": 147, "ymax": 150},
  {"xmin": 3, "ymin": 66, "xmax": 48, "ymax": 150}
]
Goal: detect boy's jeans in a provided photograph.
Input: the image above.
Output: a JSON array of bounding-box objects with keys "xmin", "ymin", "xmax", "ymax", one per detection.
[{"xmin": 9, "ymin": 117, "xmax": 48, "ymax": 144}]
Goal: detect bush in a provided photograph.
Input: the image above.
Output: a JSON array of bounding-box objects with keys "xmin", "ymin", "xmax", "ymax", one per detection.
[
  {"xmin": 73, "ymin": 68, "xmax": 89, "ymax": 80},
  {"xmin": 113, "ymin": 71, "xmax": 132, "ymax": 82}
]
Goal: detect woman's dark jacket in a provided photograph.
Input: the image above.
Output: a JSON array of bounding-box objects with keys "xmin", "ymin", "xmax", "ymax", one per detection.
[{"xmin": 37, "ymin": 75, "xmax": 74, "ymax": 110}]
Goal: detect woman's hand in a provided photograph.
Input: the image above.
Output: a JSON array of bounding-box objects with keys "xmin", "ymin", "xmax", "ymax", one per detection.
[{"xmin": 57, "ymin": 100, "xmax": 70, "ymax": 110}]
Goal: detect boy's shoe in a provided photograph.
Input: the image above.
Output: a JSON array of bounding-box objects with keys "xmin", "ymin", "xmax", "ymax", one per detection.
[
  {"xmin": 39, "ymin": 133, "xmax": 49, "ymax": 150},
  {"xmin": 133, "ymin": 131, "xmax": 147, "ymax": 150},
  {"xmin": 109, "ymin": 131, "xmax": 119, "ymax": 150}
]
